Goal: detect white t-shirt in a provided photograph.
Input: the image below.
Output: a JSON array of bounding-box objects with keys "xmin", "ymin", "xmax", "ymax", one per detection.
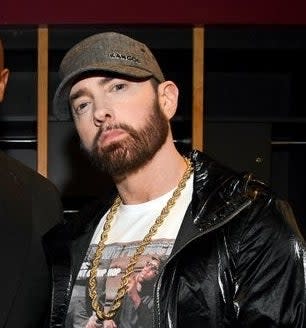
[{"xmin": 65, "ymin": 173, "xmax": 193, "ymax": 328}]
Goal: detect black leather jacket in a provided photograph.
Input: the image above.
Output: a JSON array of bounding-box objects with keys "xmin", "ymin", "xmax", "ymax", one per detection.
[{"xmin": 44, "ymin": 150, "xmax": 306, "ymax": 327}]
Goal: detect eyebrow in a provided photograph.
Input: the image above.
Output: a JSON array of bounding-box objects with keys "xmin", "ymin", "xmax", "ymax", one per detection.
[
  {"xmin": 69, "ymin": 89, "xmax": 87, "ymax": 103},
  {"xmin": 69, "ymin": 77, "xmax": 114, "ymax": 103}
]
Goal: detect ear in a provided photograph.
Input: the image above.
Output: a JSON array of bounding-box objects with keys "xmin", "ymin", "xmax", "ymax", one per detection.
[
  {"xmin": 157, "ymin": 81, "xmax": 179, "ymax": 120},
  {"xmin": 0, "ymin": 68, "xmax": 9, "ymax": 103}
]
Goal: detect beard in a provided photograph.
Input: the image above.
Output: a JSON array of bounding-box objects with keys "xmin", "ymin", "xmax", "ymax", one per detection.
[{"xmin": 85, "ymin": 99, "xmax": 169, "ymax": 177}]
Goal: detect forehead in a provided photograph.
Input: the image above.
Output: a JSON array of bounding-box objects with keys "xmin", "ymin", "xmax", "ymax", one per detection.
[
  {"xmin": 70, "ymin": 75, "xmax": 112, "ymax": 91},
  {"xmin": 69, "ymin": 74, "xmax": 154, "ymax": 96}
]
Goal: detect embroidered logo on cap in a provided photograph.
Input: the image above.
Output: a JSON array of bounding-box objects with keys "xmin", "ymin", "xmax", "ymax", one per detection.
[{"xmin": 109, "ymin": 52, "xmax": 140, "ymax": 64}]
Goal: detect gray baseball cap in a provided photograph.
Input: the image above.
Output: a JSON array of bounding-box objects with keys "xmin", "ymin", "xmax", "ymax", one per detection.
[{"xmin": 53, "ymin": 32, "xmax": 165, "ymax": 120}]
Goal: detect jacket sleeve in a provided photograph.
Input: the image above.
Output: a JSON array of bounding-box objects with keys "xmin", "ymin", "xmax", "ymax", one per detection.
[{"xmin": 233, "ymin": 197, "xmax": 306, "ymax": 327}]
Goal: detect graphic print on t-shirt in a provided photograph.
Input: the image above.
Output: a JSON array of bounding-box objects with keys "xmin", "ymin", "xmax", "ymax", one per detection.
[
  {"xmin": 66, "ymin": 173, "xmax": 194, "ymax": 327},
  {"xmin": 66, "ymin": 238, "xmax": 174, "ymax": 328}
]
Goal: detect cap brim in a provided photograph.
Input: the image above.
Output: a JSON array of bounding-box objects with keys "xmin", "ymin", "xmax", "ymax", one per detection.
[{"xmin": 53, "ymin": 65, "xmax": 154, "ymax": 120}]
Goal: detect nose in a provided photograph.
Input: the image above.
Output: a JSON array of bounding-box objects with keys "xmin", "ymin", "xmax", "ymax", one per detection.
[{"xmin": 92, "ymin": 98, "xmax": 113, "ymax": 127}]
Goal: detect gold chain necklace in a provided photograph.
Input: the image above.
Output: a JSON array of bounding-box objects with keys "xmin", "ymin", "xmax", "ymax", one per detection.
[{"xmin": 88, "ymin": 157, "xmax": 193, "ymax": 321}]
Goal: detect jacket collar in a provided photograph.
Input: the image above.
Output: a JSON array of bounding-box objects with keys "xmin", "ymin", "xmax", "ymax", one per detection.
[{"xmin": 190, "ymin": 150, "xmax": 258, "ymax": 231}]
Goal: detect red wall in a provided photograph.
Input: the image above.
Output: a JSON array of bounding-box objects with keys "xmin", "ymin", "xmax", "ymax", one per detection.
[{"xmin": 1, "ymin": 0, "xmax": 306, "ymax": 25}]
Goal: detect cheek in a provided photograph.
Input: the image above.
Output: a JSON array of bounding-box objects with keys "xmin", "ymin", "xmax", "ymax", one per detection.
[
  {"xmin": 74, "ymin": 120, "xmax": 96, "ymax": 149},
  {"xmin": 123, "ymin": 101, "xmax": 155, "ymax": 126}
]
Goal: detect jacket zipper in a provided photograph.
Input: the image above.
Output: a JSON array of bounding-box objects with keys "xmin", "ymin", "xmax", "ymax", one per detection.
[{"xmin": 153, "ymin": 197, "xmax": 253, "ymax": 328}]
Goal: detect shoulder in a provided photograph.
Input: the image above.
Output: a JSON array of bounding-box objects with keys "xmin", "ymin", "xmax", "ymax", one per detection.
[
  {"xmin": 0, "ymin": 150, "xmax": 60, "ymax": 195},
  {"xmin": 226, "ymin": 189, "xmax": 306, "ymax": 273},
  {"xmin": 190, "ymin": 150, "xmax": 305, "ymax": 256},
  {"xmin": 233, "ymin": 175, "xmax": 304, "ymax": 248}
]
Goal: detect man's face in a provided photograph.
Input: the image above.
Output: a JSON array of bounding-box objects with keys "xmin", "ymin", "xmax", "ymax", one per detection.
[{"xmin": 69, "ymin": 76, "xmax": 169, "ymax": 177}]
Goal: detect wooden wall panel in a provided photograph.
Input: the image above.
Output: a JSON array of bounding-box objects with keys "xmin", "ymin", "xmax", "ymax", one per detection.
[
  {"xmin": 37, "ymin": 26, "xmax": 48, "ymax": 177},
  {"xmin": 192, "ymin": 27, "xmax": 204, "ymax": 151}
]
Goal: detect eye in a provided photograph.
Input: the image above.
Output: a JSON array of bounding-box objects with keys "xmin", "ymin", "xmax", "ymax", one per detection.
[
  {"xmin": 73, "ymin": 101, "xmax": 91, "ymax": 115},
  {"xmin": 112, "ymin": 83, "xmax": 126, "ymax": 92}
]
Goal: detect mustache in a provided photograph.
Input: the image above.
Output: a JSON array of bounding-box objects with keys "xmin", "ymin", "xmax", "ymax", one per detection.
[
  {"xmin": 101, "ymin": 124, "xmax": 122, "ymax": 133},
  {"xmin": 93, "ymin": 123, "xmax": 137, "ymax": 143}
]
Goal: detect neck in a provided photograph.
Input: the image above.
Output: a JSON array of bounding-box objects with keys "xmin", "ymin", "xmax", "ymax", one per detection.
[{"xmin": 114, "ymin": 141, "xmax": 188, "ymax": 205}]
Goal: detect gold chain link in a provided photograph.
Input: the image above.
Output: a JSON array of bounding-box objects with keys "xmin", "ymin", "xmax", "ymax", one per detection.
[{"xmin": 88, "ymin": 157, "xmax": 193, "ymax": 321}]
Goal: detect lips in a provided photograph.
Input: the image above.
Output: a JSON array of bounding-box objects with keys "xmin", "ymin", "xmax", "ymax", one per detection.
[{"xmin": 99, "ymin": 128, "xmax": 126, "ymax": 146}]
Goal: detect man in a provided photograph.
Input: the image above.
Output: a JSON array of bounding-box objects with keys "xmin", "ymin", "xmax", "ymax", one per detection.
[
  {"xmin": 46, "ymin": 32, "xmax": 306, "ymax": 327},
  {"xmin": 0, "ymin": 38, "xmax": 63, "ymax": 327}
]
